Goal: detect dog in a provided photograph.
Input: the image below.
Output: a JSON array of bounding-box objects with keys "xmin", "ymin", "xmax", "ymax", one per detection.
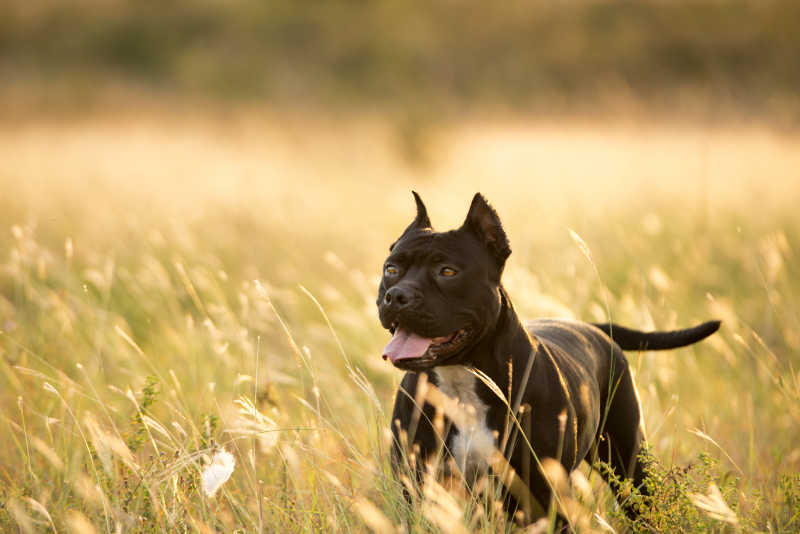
[{"xmin": 377, "ymin": 192, "xmax": 720, "ymax": 523}]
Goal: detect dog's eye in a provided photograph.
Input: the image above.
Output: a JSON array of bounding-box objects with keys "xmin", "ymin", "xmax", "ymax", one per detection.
[
  {"xmin": 440, "ymin": 267, "xmax": 457, "ymax": 277},
  {"xmin": 384, "ymin": 265, "xmax": 398, "ymax": 276}
]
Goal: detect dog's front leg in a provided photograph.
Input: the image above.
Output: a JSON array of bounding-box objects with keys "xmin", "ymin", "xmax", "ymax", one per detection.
[{"xmin": 390, "ymin": 372, "xmax": 455, "ymax": 490}]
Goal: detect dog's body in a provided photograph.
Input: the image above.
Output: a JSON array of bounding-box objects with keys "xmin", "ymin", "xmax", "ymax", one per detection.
[{"xmin": 378, "ymin": 192, "xmax": 720, "ymax": 521}]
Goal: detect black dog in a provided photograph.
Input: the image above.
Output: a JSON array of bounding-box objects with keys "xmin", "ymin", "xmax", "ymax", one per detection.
[{"xmin": 377, "ymin": 192, "xmax": 719, "ymax": 522}]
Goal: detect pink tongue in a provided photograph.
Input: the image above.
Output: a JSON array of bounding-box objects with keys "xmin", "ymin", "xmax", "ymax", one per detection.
[{"xmin": 383, "ymin": 328, "xmax": 433, "ymax": 363}]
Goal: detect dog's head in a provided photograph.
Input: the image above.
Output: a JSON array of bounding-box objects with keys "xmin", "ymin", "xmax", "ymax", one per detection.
[{"xmin": 377, "ymin": 192, "xmax": 511, "ymax": 371}]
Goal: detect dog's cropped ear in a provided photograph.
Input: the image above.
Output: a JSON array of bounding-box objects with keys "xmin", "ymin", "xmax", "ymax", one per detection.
[
  {"xmin": 390, "ymin": 191, "xmax": 432, "ymax": 251},
  {"xmin": 409, "ymin": 191, "xmax": 432, "ymax": 230},
  {"xmin": 461, "ymin": 193, "xmax": 511, "ymax": 269}
]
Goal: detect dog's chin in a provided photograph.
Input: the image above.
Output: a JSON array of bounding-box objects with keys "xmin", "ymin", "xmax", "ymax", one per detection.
[{"xmin": 388, "ymin": 327, "xmax": 473, "ymax": 371}]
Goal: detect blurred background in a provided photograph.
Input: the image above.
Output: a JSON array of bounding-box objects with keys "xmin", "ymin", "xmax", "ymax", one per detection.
[
  {"xmin": 1, "ymin": 1, "xmax": 799, "ymax": 531},
  {"xmin": 3, "ymin": 0, "xmax": 799, "ymax": 265},
  {"xmin": 3, "ymin": 0, "xmax": 800, "ymax": 123}
]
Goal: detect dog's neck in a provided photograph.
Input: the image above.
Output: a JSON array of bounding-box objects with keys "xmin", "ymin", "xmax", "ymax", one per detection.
[
  {"xmin": 460, "ymin": 285, "xmax": 535, "ymax": 377},
  {"xmin": 431, "ymin": 286, "xmax": 535, "ymax": 474}
]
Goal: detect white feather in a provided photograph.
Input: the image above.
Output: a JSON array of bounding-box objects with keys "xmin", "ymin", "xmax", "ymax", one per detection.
[{"xmin": 202, "ymin": 448, "xmax": 236, "ymax": 497}]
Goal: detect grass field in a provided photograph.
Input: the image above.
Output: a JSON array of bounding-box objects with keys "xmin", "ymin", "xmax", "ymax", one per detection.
[{"xmin": 1, "ymin": 111, "xmax": 799, "ymax": 532}]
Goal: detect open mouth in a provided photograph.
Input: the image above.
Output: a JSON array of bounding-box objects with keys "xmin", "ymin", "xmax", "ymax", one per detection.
[{"xmin": 382, "ymin": 322, "xmax": 469, "ymax": 366}]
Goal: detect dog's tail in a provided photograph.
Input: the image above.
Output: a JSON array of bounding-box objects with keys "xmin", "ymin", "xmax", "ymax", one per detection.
[{"xmin": 591, "ymin": 320, "xmax": 721, "ymax": 351}]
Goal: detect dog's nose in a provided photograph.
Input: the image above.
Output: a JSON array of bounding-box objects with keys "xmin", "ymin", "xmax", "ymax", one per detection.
[{"xmin": 383, "ymin": 286, "xmax": 414, "ymax": 310}]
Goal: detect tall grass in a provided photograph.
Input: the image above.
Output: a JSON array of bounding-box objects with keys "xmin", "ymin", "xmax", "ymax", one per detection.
[{"xmin": 1, "ymin": 112, "xmax": 799, "ymax": 532}]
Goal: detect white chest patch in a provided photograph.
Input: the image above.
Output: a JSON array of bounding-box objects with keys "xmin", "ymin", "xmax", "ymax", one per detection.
[{"xmin": 433, "ymin": 366, "xmax": 495, "ymax": 476}]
